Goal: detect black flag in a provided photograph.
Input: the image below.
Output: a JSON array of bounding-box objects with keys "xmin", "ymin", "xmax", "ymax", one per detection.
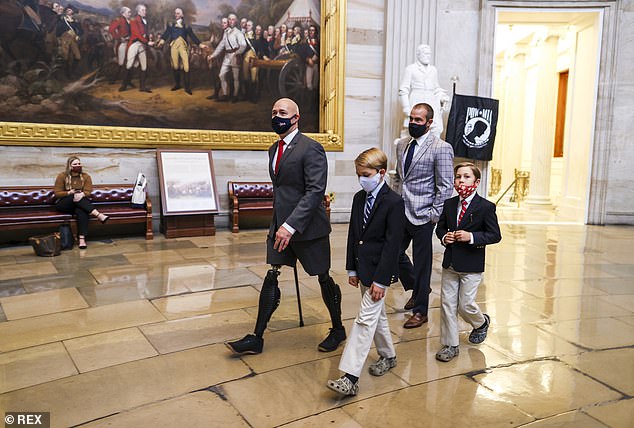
[{"xmin": 446, "ymin": 94, "xmax": 499, "ymax": 161}]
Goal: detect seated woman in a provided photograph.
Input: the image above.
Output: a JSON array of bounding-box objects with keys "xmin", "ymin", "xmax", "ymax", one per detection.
[{"xmin": 54, "ymin": 156, "xmax": 109, "ymax": 249}]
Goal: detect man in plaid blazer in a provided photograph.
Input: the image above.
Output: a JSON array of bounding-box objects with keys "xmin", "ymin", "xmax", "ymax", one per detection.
[{"xmin": 392, "ymin": 102, "xmax": 454, "ymax": 328}]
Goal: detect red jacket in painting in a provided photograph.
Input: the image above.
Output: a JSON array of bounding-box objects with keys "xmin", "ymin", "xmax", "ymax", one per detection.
[{"xmin": 129, "ymin": 15, "xmax": 148, "ymax": 45}]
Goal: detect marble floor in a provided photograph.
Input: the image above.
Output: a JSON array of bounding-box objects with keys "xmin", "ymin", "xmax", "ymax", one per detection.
[{"xmin": 0, "ymin": 222, "xmax": 633, "ymax": 427}]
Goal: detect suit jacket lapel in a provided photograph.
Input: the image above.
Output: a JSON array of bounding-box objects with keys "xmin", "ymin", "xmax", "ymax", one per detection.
[
  {"xmin": 356, "ymin": 193, "xmax": 365, "ymax": 237},
  {"xmin": 398, "ymin": 139, "xmax": 410, "ymax": 178},
  {"xmin": 404, "ymin": 134, "xmax": 434, "ymax": 180},
  {"xmin": 445, "ymin": 197, "xmax": 458, "ymax": 231},
  {"xmin": 268, "ymin": 143, "xmax": 277, "ymax": 182}
]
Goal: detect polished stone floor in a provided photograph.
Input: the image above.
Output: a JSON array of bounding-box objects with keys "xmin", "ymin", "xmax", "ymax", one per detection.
[{"xmin": 1, "ymin": 222, "xmax": 633, "ymax": 427}]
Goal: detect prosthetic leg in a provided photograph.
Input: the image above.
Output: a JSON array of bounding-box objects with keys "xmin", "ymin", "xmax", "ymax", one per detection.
[
  {"xmin": 226, "ymin": 267, "xmax": 281, "ymax": 355},
  {"xmin": 317, "ymin": 273, "xmax": 346, "ymax": 352}
]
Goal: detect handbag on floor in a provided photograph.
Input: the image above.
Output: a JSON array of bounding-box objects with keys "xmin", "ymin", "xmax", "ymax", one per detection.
[
  {"xmin": 59, "ymin": 224, "xmax": 74, "ymax": 250},
  {"xmin": 29, "ymin": 233, "xmax": 62, "ymax": 257}
]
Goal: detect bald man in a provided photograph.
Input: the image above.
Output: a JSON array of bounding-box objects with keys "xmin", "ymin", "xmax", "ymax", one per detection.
[{"xmin": 226, "ymin": 98, "xmax": 345, "ymax": 355}]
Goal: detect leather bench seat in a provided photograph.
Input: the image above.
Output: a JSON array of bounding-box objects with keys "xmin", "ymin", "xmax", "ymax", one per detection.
[
  {"xmin": 0, "ymin": 185, "xmax": 153, "ymax": 240},
  {"xmin": 237, "ymin": 200, "xmax": 275, "ymax": 210},
  {"xmin": 227, "ymin": 181, "xmax": 329, "ymax": 233},
  {"xmin": 0, "ymin": 209, "xmax": 72, "ymax": 224}
]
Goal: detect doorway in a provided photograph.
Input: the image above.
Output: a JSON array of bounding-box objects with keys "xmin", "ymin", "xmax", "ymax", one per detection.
[{"xmin": 489, "ymin": 10, "xmax": 601, "ymax": 224}]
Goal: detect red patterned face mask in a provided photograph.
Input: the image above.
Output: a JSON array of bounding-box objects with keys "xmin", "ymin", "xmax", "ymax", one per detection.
[{"xmin": 454, "ymin": 183, "xmax": 477, "ymax": 199}]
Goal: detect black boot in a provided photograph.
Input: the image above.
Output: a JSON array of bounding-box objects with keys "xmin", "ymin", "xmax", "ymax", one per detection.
[
  {"xmin": 317, "ymin": 274, "xmax": 346, "ymax": 352},
  {"xmin": 118, "ymin": 68, "xmax": 132, "ymax": 92},
  {"xmin": 251, "ymin": 80, "xmax": 259, "ymax": 103},
  {"xmin": 184, "ymin": 72, "xmax": 192, "ymax": 95},
  {"xmin": 110, "ymin": 65, "xmax": 122, "ymax": 84},
  {"xmin": 139, "ymin": 71, "xmax": 152, "ymax": 93},
  {"xmin": 226, "ymin": 268, "xmax": 281, "ymax": 355},
  {"xmin": 171, "ymin": 69, "xmax": 181, "ymax": 91}
]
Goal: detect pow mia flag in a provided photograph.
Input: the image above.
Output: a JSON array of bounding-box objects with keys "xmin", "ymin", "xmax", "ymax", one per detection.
[{"xmin": 446, "ymin": 94, "xmax": 499, "ymax": 161}]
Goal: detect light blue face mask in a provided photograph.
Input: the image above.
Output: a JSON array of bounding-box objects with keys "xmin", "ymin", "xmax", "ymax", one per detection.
[{"xmin": 359, "ymin": 172, "xmax": 382, "ymax": 193}]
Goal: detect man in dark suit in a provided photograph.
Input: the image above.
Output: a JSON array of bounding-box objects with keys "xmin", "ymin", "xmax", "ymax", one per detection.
[
  {"xmin": 226, "ymin": 98, "xmax": 345, "ymax": 355},
  {"xmin": 392, "ymin": 102, "xmax": 454, "ymax": 328}
]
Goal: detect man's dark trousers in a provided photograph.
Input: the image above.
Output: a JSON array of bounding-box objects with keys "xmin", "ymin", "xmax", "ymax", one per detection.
[{"xmin": 398, "ymin": 219, "xmax": 434, "ymax": 315}]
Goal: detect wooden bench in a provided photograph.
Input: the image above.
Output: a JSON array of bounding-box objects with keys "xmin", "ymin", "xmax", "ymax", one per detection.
[
  {"xmin": 0, "ymin": 184, "xmax": 153, "ymax": 240},
  {"xmin": 228, "ymin": 181, "xmax": 330, "ymax": 233}
]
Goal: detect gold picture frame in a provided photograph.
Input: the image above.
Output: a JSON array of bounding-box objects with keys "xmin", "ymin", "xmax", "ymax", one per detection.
[{"xmin": 0, "ymin": 0, "xmax": 346, "ymax": 152}]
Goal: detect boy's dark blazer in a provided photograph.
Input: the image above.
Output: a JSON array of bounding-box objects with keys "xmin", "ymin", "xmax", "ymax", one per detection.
[
  {"xmin": 346, "ymin": 183, "xmax": 405, "ymax": 287},
  {"xmin": 436, "ymin": 193, "xmax": 501, "ymax": 273}
]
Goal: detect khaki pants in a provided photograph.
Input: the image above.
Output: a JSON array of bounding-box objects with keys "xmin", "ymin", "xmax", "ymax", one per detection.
[
  {"xmin": 170, "ymin": 37, "xmax": 189, "ymax": 72},
  {"xmin": 338, "ymin": 285, "xmax": 395, "ymax": 377},
  {"xmin": 116, "ymin": 41, "xmax": 128, "ymax": 66},
  {"xmin": 126, "ymin": 41, "xmax": 147, "ymax": 70},
  {"xmin": 219, "ymin": 53, "xmax": 240, "ymax": 97},
  {"xmin": 60, "ymin": 31, "xmax": 80, "ymax": 61},
  {"xmin": 439, "ymin": 266, "xmax": 485, "ymax": 347},
  {"xmin": 242, "ymin": 49, "xmax": 257, "ymax": 82},
  {"xmin": 305, "ymin": 63, "xmax": 318, "ymax": 90}
]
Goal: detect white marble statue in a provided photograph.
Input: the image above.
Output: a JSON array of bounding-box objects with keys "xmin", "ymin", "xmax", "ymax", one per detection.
[{"xmin": 398, "ymin": 44, "xmax": 450, "ymax": 137}]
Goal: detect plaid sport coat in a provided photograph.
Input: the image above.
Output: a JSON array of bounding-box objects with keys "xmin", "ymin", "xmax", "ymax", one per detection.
[{"xmin": 392, "ymin": 133, "xmax": 454, "ymax": 225}]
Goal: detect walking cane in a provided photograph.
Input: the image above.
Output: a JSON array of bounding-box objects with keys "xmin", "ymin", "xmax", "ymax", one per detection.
[{"xmin": 293, "ymin": 265, "xmax": 305, "ymax": 327}]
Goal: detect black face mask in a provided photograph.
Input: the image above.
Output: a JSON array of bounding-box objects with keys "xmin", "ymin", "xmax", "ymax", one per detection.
[
  {"xmin": 408, "ymin": 122, "xmax": 428, "ymax": 139},
  {"xmin": 272, "ymin": 115, "xmax": 296, "ymax": 135}
]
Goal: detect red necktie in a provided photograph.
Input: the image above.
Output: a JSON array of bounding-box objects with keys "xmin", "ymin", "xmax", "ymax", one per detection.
[
  {"xmin": 274, "ymin": 140, "xmax": 285, "ymax": 174},
  {"xmin": 458, "ymin": 199, "xmax": 468, "ymax": 225}
]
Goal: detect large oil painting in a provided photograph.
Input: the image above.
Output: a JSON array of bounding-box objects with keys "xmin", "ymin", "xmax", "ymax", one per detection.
[{"xmin": 0, "ymin": 0, "xmax": 344, "ymax": 149}]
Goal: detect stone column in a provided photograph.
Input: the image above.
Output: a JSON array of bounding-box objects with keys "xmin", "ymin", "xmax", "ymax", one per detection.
[
  {"xmin": 526, "ymin": 35, "xmax": 559, "ymax": 205},
  {"xmin": 381, "ymin": 0, "xmax": 438, "ymax": 171}
]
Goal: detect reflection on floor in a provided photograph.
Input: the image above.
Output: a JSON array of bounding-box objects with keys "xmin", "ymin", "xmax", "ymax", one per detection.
[
  {"xmin": 1, "ymin": 223, "xmax": 633, "ymax": 427},
  {"xmin": 497, "ymin": 201, "xmax": 584, "ymax": 224}
]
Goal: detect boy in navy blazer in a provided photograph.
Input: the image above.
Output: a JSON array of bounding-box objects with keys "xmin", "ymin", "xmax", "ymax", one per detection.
[
  {"xmin": 327, "ymin": 148, "xmax": 404, "ymax": 396},
  {"xmin": 435, "ymin": 162, "xmax": 501, "ymax": 362}
]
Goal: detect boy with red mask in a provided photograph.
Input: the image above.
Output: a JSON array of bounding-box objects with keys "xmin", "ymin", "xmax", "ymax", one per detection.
[{"xmin": 434, "ymin": 162, "xmax": 501, "ymax": 362}]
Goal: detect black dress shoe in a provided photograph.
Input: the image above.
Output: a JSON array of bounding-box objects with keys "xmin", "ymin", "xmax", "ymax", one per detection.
[
  {"xmin": 318, "ymin": 327, "xmax": 346, "ymax": 352},
  {"xmin": 225, "ymin": 334, "xmax": 263, "ymax": 355}
]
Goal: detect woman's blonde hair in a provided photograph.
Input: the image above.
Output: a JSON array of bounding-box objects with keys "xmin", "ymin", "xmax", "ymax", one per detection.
[
  {"xmin": 64, "ymin": 156, "xmax": 84, "ymax": 191},
  {"xmin": 354, "ymin": 148, "xmax": 387, "ymax": 171}
]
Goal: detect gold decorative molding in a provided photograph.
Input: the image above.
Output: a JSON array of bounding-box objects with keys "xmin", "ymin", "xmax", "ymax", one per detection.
[
  {"xmin": 0, "ymin": 0, "xmax": 346, "ymax": 152},
  {"xmin": 0, "ymin": 123, "xmax": 342, "ymax": 150}
]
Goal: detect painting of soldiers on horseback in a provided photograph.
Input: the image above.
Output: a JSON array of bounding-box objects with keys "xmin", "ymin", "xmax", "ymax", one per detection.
[{"xmin": 0, "ymin": 0, "xmax": 321, "ymax": 133}]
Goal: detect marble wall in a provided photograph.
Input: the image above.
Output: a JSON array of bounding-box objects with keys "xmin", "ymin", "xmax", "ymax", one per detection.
[
  {"xmin": 605, "ymin": 1, "xmax": 634, "ymax": 224},
  {"xmin": 2, "ymin": 0, "xmax": 634, "ymax": 228}
]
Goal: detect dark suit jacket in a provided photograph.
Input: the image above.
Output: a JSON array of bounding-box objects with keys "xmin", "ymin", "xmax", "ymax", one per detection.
[
  {"xmin": 436, "ymin": 193, "xmax": 501, "ymax": 273},
  {"xmin": 268, "ymin": 131, "xmax": 330, "ymax": 242},
  {"xmin": 346, "ymin": 183, "xmax": 405, "ymax": 287},
  {"xmin": 161, "ymin": 21, "xmax": 201, "ymax": 45}
]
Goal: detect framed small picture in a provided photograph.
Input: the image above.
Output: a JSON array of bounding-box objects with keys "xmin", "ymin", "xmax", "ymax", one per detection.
[{"xmin": 156, "ymin": 149, "xmax": 219, "ymax": 216}]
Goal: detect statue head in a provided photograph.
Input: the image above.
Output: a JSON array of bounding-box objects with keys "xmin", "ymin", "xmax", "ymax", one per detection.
[{"xmin": 416, "ymin": 44, "xmax": 432, "ymax": 65}]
